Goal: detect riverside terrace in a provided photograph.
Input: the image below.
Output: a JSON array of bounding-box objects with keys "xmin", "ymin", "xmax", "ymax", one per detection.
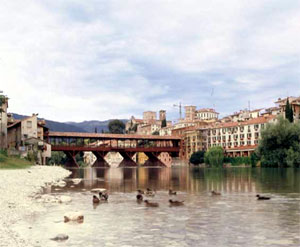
[{"xmin": 46, "ymin": 132, "xmax": 182, "ymax": 167}]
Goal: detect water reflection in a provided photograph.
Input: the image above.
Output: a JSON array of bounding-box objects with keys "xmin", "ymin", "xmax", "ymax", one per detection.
[
  {"xmin": 64, "ymin": 167, "xmax": 300, "ymax": 195},
  {"xmin": 16, "ymin": 167, "xmax": 300, "ymax": 247}
]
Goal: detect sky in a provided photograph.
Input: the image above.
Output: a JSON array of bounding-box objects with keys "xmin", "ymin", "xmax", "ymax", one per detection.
[{"xmin": 0, "ymin": 0, "xmax": 299, "ymax": 122}]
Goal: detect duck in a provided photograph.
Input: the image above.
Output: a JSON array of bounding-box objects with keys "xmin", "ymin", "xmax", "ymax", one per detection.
[
  {"xmin": 145, "ymin": 188, "xmax": 156, "ymax": 197},
  {"xmin": 169, "ymin": 189, "xmax": 177, "ymax": 195},
  {"xmin": 211, "ymin": 190, "xmax": 221, "ymax": 196},
  {"xmin": 169, "ymin": 199, "xmax": 184, "ymax": 206},
  {"xmin": 93, "ymin": 195, "xmax": 100, "ymax": 204},
  {"xmin": 99, "ymin": 192, "xmax": 109, "ymax": 201},
  {"xmin": 144, "ymin": 200, "xmax": 159, "ymax": 207},
  {"xmin": 136, "ymin": 194, "xmax": 143, "ymax": 202},
  {"xmin": 256, "ymin": 194, "xmax": 270, "ymax": 200},
  {"xmin": 137, "ymin": 189, "xmax": 144, "ymax": 194}
]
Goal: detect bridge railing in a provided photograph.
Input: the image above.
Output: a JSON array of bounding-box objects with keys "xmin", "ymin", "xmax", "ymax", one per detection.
[{"xmin": 49, "ymin": 137, "xmax": 180, "ymax": 149}]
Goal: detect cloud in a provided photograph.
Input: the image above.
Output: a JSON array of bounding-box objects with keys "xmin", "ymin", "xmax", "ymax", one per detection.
[{"xmin": 0, "ymin": 0, "xmax": 299, "ymax": 122}]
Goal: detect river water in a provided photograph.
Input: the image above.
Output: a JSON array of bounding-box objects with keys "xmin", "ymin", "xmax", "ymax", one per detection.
[{"xmin": 16, "ymin": 167, "xmax": 300, "ymax": 247}]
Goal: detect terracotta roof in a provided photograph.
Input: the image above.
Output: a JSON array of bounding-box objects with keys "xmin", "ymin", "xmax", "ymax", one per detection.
[
  {"xmin": 250, "ymin": 108, "xmax": 263, "ymax": 113},
  {"xmin": 197, "ymin": 108, "xmax": 219, "ymax": 114},
  {"xmin": 211, "ymin": 115, "xmax": 275, "ymax": 129},
  {"xmin": 226, "ymin": 145, "xmax": 257, "ymax": 151},
  {"xmin": 48, "ymin": 131, "xmax": 181, "ymax": 140}
]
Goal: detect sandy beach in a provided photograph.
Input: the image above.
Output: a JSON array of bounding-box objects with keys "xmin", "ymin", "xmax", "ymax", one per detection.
[{"xmin": 0, "ymin": 166, "xmax": 71, "ymax": 247}]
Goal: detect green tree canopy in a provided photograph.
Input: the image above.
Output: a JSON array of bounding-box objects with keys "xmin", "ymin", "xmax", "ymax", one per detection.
[
  {"xmin": 285, "ymin": 98, "xmax": 294, "ymax": 122},
  {"xmin": 190, "ymin": 151, "xmax": 205, "ymax": 165},
  {"xmin": 204, "ymin": 146, "xmax": 224, "ymax": 167},
  {"xmin": 257, "ymin": 117, "xmax": 300, "ymax": 167},
  {"xmin": 161, "ymin": 119, "xmax": 167, "ymax": 128},
  {"xmin": 108, "ymin": 119, "xmax": 125, "ymax": 134}
]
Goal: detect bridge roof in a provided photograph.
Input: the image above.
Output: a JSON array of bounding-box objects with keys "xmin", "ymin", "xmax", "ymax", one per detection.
[{"xmin": 48, "ymin": 131, "xmax": 181, "ymax": 140}]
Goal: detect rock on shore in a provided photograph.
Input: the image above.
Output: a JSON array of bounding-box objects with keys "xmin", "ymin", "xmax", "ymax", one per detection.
[{"xmin": 0, "ymin": 166, "xmax": 71, "ymax": 247}]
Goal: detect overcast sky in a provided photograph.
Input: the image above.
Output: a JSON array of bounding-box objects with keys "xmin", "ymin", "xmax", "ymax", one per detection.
[{"xmin": 1, "ymin": 0, "xmax": 299, "ymax": 122}]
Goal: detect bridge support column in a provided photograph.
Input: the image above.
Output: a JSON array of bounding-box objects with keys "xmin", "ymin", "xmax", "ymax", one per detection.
[
  {"xmin": 119, "ymin": 151, "xmax": 137, "ymax": 167},
  {"xmin": 143, "ymin": 152, "xmax": 166, "ymax": 167},
  {"xmin": 64, "ymin": 151, "xmax": 79, "ymax": 168},
  {"xmin": 92, "ymin": 151, "xmax": 109, "ymax": 167}
]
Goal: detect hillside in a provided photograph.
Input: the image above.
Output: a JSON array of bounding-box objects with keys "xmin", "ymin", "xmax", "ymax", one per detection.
[
  {"xmin": 67, "ymin": 119, "xmax": 128, "ymax": 133},
  {"xmin": 11, "ymin": 113, "xmax": 128, "ymax": 133},
  {"xmin": 11, "ymin": 113, "xmax": 86, "ymax": 133}
]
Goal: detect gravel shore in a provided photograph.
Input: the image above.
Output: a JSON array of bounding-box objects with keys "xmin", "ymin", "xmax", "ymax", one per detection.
[{"xmin": 0, "ymin": 166, "xmax": 71, "ymax": 247}]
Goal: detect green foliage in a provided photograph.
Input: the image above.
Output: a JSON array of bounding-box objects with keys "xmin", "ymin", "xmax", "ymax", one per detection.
[
  {"xmin": 108, "ymin": 119, "xmax": 125, "ymax": 134},
  {"xmin": 190, "ymin": 151, "xmax": 205, "ymax": 165},
  {"xmin": 0, "ymin": 95, "xmax": 5, "ymax": 105},
  {"xmin": 285, "ymin": 98, "xmax": 294, "ymax": 122},
  {"xmin": 204, "ymin": 146, "xmax": 224, "ymax": 167},
  {"xmin": 26, "ymin": 150, "xmax": 38, "ymax": 163},
  {"xmin": 257, "ymin": 117, "xmax": 300, "ymax": 167},
  {"xmin": 224, "ymin": 156, "xmax": 251, "ymax": 166},
  {"xmin": 250, "ymin": 152, "xmax": 259, "ymax": 167},
  {"xmin": 47, "ymin": 151, "xmax": 67, "ymax": 165},
  {"xmin": 161, "ymin": 119, "xmax": 167, "ymax": 128},
  {"xmin": 152, "ymin": 130, "xmax": 160, "ymax": 135},
  {"xmin": 0, "ymin": 153, "xmax": 32, "ymax": 169}
]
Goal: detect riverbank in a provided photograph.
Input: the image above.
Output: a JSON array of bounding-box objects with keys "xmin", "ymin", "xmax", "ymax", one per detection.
[
  {"xmin": 0, "ymin": 152, "xmax": 32, "ymax": 169},
  {"xmin": 0, "ymin": 165, "xmax": 71, "ymax": 247}
]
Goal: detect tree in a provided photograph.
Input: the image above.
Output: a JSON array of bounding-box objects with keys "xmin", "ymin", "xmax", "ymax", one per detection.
[
  {"xmin": 47, "ymin": 151, "xmax": 67, "ymax": 165},
  {"xmin": 204, "ymin": 147, "xmax": 224, "ymax": 167},
  {"xmin": 152, "ymin": 130, "xmax": 160, "ymax": 135},
  {"xmin": 285, "ymin": 98, "xmax": 294, "ymax": 122},
  {"xmin": 108, "ymin": 119, "xmax": 125, "ymax": 134},
  {"xmin": 95, "ymin": 127, "xmax": 98, "ymax": 133},
  {"xmin": 190, "ymin": 151, "xmax": 205, "ymax": 165},
  {"xmin": 161, "ymin": 119, "xmax": 167, "ymax": 128},
  {"xmin": 257, "ymin": 117, "xmax": 300, "ymax": 167}
]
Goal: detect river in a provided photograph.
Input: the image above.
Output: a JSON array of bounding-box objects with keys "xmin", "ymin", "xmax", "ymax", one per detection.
[{"xmin": 15, "ymin": 167, "xmax": 300, "ymax": 247}]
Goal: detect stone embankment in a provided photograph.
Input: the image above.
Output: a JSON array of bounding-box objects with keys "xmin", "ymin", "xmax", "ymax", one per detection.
[{"xmin": 0, "ymin": 166, "xmax": 71, "ymax": 247}]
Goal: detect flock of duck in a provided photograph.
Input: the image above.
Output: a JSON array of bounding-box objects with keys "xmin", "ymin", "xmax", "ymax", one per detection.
[{"xmin": 92, "ymin": 189, "xmax": 271, "ymax": 207}]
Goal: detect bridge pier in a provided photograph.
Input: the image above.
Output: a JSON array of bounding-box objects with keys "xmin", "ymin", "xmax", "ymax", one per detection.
[
  {"xmin": 143, "ymin": 152, "xmax": 166, "ymax": 167},
  {"xmin": 64, "ymin": 151, "xmax": 79, "ymax": 168},
  {"xmin": 119, "ymin": 151, "xmax": 137, "ymax": 167},
  {"xmin": 92, "ymin": 151, "xmax": 109, "ymax": 167}
]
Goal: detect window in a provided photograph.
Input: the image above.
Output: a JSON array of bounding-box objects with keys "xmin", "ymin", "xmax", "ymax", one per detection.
[{"xmin": 27, "ymin": 121, "xmax": 32, "ymax": 128}]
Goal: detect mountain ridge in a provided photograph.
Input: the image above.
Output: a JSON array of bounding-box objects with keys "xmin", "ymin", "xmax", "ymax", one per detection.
[{"xmin": 10, "ymin": 113, "xmax": 128, "ymax": 133}]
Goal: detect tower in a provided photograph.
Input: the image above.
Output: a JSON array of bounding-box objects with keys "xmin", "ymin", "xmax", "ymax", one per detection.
[{"xmin": 159, "ymin": 110, "xmax": 166, "ymax": 121}]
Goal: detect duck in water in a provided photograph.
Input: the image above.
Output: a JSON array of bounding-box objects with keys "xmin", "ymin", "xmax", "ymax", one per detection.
[
  {"xmin": 136, "ymin": 194, "xmax": 143, "ymax": 202},
  {"xmin": 99, "ymin": 192, "xmax": 109, "ymax": 201},
  {"xmin": 137, "ymin": 189, "xmax": 144, "ymax": 194},
  {"xmin": 93, "ymin": 195, "xmax": 100, "ymax": 204},
  {"xmin": 144, "ymin": 200, "xmax": 159, "ymax": 207},
  {"xmin": 169, "ymin": 189, "xmax": 177, "ymax": 195},
  {"xmin": 211, "ymin": 190, "xmax": 221, "ymax": 196},
  {"xmin": 169, "ymin": 199, "xmax": 184, "ymax": 206},
  {"xmin": 256, "ymin": 194, "xmax": 270, "ymax": 200},
  {"xmin": 145, "ymin": 188, "xmax": 155, "ymax": 197}
]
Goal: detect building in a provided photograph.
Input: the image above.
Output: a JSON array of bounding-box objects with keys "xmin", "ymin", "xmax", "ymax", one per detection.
[
  {"xmin": 0, "ymin": 93, "xmax": 8, "ymax": 149},
  {"xmin": 207, "ymin": 115, "xmax": 276, "ymax": 157},
  {"xmin": 143, "ymin": 111, "xmax": 157, "ymax": 123},
  {"xmin": 182, "ymin": 127, "xmax": 208, "ymax": 160},
  {"xmin": 196, "ymin": 108, "xmax": 219, "ymax": 121},
  {"xmin": 275, "ymin": 97, "xmax": 300, "ymax": 122},
  {"xmin": 184, "ymin": 106, "xmax": 196, "ymax": 121},
  {"xmin": 126, "ymin": 110, "xmax": 171, "ymax": 135},
  {"xmin": 7, "ymin": 114, "xmax": 51, "ymax": 164}
]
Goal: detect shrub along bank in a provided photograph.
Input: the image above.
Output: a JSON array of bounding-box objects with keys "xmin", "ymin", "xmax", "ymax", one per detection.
[{"xmin": 0, "ymin": 150, "xmax": 32, "ymax": 169}]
